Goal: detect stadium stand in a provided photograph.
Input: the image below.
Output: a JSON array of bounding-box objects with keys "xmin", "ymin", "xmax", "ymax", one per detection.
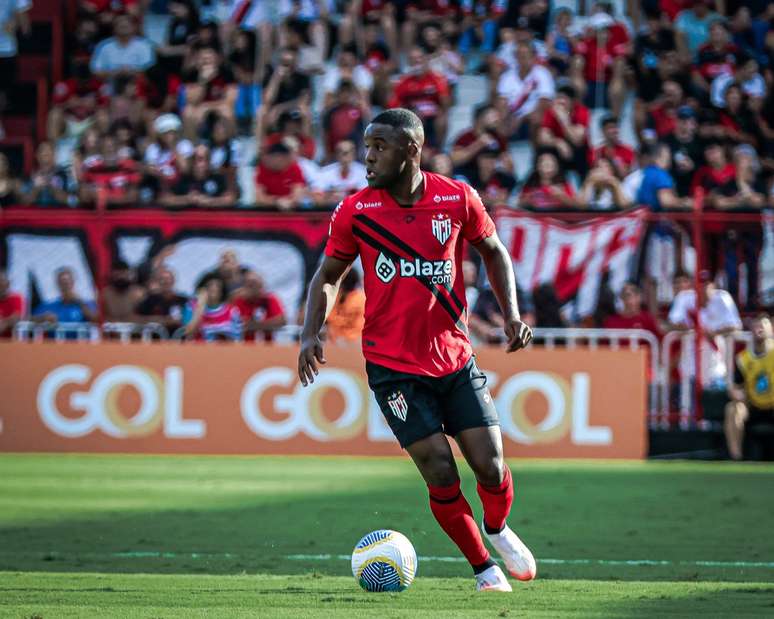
[{"xmin": 1, "ymin": 0, "xmax": 774, "ymax": 451}]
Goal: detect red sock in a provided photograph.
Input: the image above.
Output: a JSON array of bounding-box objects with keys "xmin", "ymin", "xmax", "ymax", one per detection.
[
  {"xmin": 477, "ymin": 466, "xmax": 514, "ymax": 533},
  {"xmin": 428, "ymin": 480, "xmax": 490, "ymax": 567}
]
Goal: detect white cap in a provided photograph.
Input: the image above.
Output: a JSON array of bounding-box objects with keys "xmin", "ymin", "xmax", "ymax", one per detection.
[
  {"xmin": 589, "ymin": 13, "xmax": 614, "ymax": 30},
  {"xmin": 154, "ymin": 113, "xmax": 182, "ymax": 134}
]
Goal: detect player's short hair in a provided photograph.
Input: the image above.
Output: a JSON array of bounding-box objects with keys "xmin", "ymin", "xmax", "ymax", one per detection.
[{"xmin": 370, "ymin": 108, "xmax": 425, "ymax": 146}]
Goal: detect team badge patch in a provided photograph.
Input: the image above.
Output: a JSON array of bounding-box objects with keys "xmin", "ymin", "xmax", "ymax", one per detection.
[
  {"xmin": 386, "ymin": 391, "xmax": 408, "ymax": 421},
  {"xmin": 432, "ymin": 213, "xmax": 452, "ymax": 245}
]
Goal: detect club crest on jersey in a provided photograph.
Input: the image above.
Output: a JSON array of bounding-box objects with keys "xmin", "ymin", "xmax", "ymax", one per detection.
[
  {"xmin": 386, "ymin": 391, "xmax": 408, "ymax": 421},
  {"xmin": 432, "ymin": 212, "xmax": 452, "ymax": 245}
]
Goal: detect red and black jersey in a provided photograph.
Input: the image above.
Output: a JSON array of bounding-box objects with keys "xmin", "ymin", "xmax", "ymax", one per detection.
[
  {"xmin": 325, "ymin": 172, "xmax": 495, "ymax": 377},
  {"xmin": 693, "ymin": 43, "xmax": 740, "ymax": 82}
]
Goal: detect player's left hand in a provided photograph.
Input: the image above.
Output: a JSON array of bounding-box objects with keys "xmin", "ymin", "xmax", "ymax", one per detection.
[{"xmin": 504, "ymin": 318, "xmax": 533, "ymax": 353}]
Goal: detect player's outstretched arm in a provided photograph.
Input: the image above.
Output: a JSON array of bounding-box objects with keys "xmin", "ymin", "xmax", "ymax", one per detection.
[
  {"xmin": 298, "ymin": 255, "xmax": 353, "ymax": 386},
  {"xmin": 473, "ymin": 233, "xmax": 533, "ymax": 353}
]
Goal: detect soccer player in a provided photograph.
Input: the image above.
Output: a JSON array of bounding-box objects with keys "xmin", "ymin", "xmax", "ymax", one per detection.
[{"xmin": 298, "ymin": 108, "xmax": 536, "ymax": 592}]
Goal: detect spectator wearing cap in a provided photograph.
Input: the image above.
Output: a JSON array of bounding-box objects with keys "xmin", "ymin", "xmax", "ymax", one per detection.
[
  {"xmin": 102, "ymin": 260, "xmax": 145, "ymax": 322},
  {"xmin": 663, "ymin": 106, "xmax": 703, "ymax": 197},
  {"xmin": 32, "ymin": 267, "xmax": 98, "ymax": 325},
  {"xmin": 388, "ymin": 46, "xmax": 451, "ymax": 149},
  {"xmin": 691, "ymin": 20, "xmax": 742, "ymax": 102},
  {"xmin": 537, "ymin": 84, "xmax": 590, "ymax": 175},
  {"xmin": 518, "ymin": 151, "xmax": 578, "ymax": 210},
  {"xmin": 260, "ymin": 47, "xmax": 312, "ymax": 132},
  {"xmin": 321, "ymin": 45, "xmax": 374, "ymax": 111},
  {"xmin": 264, "ymin": 109, "xmax": 316, "ymax": 161},
  {"xmin": 181, "ymin": 45, "xmax": 238, "ymax": 136},
  {"xmin": 451, "ymin": 104, "xmax": 511, "ymax": 183},
  {"xmin": 21, "ymin": 142, "xmax": 74, "ymax": 207},
  {"xmin": 591, "ymin": 113, "xmax": 635, "ymax": 178},
  {"xmin": 254, "ymin": 142, "xmax": 306, "ymax": 210},
  {"xmin": 142, "ymin": 113, "xmax": 193, "ymax": 200},
  {"xmin": 80, "ymin": 134, "xmax": 142, "ymax": 206},
  {"xmin": 231, "ymin": 270, "xmax": 286, "ymax": 342},
  {"xmin": 161, "ymin": 144, "xmax": 237, "ymax": 208},
  {"xmin": 579, "ymin": 157, "xmax": 632, "ymax": 210},
  {"xmin": 636, "ymin": 143, "xmax": 692, "ymax": 211},
  {"xmin": 89, "ymin": 15, "xmax": 156, "ymax": 87},
  {"xmin": 496, "ymin": 41, "xmax": 555, "ymax": 141},
  {"xmin": 570, "ymin": 10, "xmax": 630, "ymax": 115},
  {"xmin": 312, "ymin": 140, "xmax": 367, "ymax": 207},
  {"xmin": 675, "ymin": 1, "xmax": 722, "ymax": 61},
  {"xmin": 0, "ymin": 270, "xmax": 24, "ymax": 337},
  {"xmin": 322, "ymin": 80, "xmax": 369, "ymax": 161}
]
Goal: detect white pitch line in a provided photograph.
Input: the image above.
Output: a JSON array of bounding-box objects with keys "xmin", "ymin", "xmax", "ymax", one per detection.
[{"xmin": 286, "ymin": 554, "xmax": 774, "ymax": 569}]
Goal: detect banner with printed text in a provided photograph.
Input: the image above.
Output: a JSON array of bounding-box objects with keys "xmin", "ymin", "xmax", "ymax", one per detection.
[{"xmin": 0, "ymin": 342, "xmax": 647, "ymax": 458}]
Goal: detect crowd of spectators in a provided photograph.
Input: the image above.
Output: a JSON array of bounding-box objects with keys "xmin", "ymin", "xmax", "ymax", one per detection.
[
  {"xmin": 0, "ymin": 249, "xmax": 289, "ymax": 342},
  {"xmin": 0, "ymin": 0, "xmax": 770, "ymax": 213}
]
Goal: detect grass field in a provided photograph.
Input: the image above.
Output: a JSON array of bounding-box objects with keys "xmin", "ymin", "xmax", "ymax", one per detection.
[{"xmin": 1, "ymin": 455, "xmax": 774, "ymax": 618}]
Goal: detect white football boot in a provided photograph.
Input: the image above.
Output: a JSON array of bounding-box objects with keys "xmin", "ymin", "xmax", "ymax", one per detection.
[
  {"xmin": 475, "ymin": 564, "xmax": 512, "ymax": 592},
  {"xmin": 482, "ymin": 521, "xmax": 537, "ymax": 581}
]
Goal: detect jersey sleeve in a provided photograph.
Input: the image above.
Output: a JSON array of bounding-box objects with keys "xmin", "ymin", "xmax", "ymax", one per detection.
[
  {"xmin": 462, "ymin": 183, "xmax": 496, "ymax": 244},
  {"xmin": 324, "ymin": 200, "xmax": 358, "ymax": 261}
]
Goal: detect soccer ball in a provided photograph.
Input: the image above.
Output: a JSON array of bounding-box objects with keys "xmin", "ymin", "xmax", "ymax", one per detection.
[{"xmin": 351, "ymin": 529, "xmax": 418, "ymax": 592}]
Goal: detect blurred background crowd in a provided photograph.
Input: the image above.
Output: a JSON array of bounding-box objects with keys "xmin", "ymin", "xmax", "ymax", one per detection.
[{"xmin": 0, "ymin": 0, "xmax": 773, "ymax": 212}]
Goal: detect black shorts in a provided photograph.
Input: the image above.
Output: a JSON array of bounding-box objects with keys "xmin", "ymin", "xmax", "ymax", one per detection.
[
  {"xmin": 748, "ymin": 405, "xmax": 774, "ymax": 427},
  {"xmin": 366, "ymin": 356, "xmax": 499, "ymax": 449}
]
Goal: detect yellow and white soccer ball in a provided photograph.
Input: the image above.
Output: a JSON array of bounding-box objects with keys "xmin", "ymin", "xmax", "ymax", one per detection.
[{"xmin": 351, "ymin": 529, "xmax": 418, "ymax": 592}]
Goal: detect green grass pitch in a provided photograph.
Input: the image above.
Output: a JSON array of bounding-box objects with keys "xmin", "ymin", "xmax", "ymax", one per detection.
[{"xmin": 1, "ymin": 454, "xmax": 774, "ymax": 617}]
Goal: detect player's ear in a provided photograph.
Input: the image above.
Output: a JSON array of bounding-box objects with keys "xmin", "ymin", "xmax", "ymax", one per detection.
[{"xmin": 406, "ymin": 141, "xmax": 419, "ymax": 159}]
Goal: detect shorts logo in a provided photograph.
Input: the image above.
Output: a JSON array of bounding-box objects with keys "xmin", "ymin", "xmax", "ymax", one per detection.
[
  {"xmin": 432, "ymin": 213, "xmax": 452, "ymax": 245},
  {"xmin": 387, "ymin": 391, "xmax": 408, "ymax": 421},
  {"xmin": 355, "ymin": 200, "xmax": 382, "ymax": 210},
  {"xmin": 375, "ymin": 252, "xmax": 397, "ymax": 283}
]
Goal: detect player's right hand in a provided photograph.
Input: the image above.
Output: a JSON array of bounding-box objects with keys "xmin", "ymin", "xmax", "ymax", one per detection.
[{"xmin": 298, "ymin": 335, "xmax": 326, "ymax": 386}]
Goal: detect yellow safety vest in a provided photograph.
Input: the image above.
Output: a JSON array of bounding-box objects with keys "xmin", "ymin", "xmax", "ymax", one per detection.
[{"xmin": 736, "ymin": 347, "xmax": 774, "ymax": 410}]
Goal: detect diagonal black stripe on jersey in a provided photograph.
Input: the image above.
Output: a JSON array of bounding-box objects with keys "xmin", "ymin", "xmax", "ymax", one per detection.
[
  {"xmin": 352, "ymin": 225, "xmax": 465, "ymax": 329},
  {"xmin": 354, "ymin": 214, "xmax": 465, "ymax": 313}
]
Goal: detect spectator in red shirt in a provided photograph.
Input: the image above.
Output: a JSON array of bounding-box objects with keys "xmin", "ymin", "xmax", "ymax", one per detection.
[
  {"xmin": 646, "ymin": 79, "xmax": 684, "ymax": 140},
  {"xmin": 519, "ymin": 151, "xmax": 579, "ymax": 210},
  {"xmin": 0, "ymin": 270, "xmax": 24, "ymax": 337},
  {"xmin": 571, "ymin": 11, "xmax": 629, "ymax": 115},
  {"xmin": 80, "ymin": 135, "xmax": 142, "ymax": 206},
  {"xmin": 254, "ymin": 142, "xmax": 306, "ymax": 210},
  {"xmin": 450, "ymin": 104, "xmax": 511, "ymax": 181},
  {"xmin": 691, "ymin": 140, "xmax": 736, "ymax": 200},
  {"xmin": 603, "ymin": 281, "xmax": 662, "ymax": 338},
  {"xmin": 591, "ymin": 113, "xmax": 636, "ymax": 178},
  {"xmin": 706, "ymin": 83, "xmax": 760, "ymax": 146},
  {"xmin": 322, "ymin": 80, "xmax": 369, "ymax": 161},
  {"xmin": 263, "ymin": 109, "xmax": 317, "ymax": 161},
  {"xmin": 691, "ymin": 20, "xmax": 740, "ymax": 101},
  {"xmin": 231, "ymin": 271, "xmax": 287, "ymax": 342},
  {"xmin": 537, "ymin": 84, "xmax": 590, "ymax": 174},
  {"xmin": 388, "ymin": 46, "xmax": 451, "ymax": 149}
]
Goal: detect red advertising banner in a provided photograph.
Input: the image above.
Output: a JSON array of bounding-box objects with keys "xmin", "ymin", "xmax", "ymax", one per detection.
[{"xmin": 0, "ymin": 342, "xmax": 647, "ymax": 458}]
